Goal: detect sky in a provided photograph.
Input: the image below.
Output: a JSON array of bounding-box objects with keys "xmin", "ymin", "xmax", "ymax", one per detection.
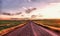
[{"xmin": 0, "ymin": 0, "xmax": 60, "ymax": 19}]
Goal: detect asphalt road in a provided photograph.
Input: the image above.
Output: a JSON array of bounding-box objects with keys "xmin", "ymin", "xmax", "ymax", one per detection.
[{"xmin": 4, "ymin": 21, "xmax": 60, "ymax": 36}]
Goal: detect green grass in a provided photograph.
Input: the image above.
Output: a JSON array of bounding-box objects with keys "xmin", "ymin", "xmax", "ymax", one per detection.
[{"xmin": 0, "ymin": 20, "xmax": 27, "ymax": 30}]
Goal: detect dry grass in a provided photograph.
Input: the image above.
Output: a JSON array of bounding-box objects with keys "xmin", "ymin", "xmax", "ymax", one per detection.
[{"xmin": 34, "ymin": 19, "xmax": 60, "ymax": 28}]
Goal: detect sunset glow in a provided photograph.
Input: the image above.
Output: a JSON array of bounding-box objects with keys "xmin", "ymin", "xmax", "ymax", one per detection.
[
  {"xmin": 0, "ymin": 0, "xmax": 60, "ymax": 20},
  {"xmin": 31, "ymin": 3, "xmax": 60, "ymax": 19}
]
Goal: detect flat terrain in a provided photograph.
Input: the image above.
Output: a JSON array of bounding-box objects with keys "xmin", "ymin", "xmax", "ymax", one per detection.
[
  {"xmin": 0, "ymin": 20, "xmax": 27, "ymax": 31},
  {"xmin": 4, "ymin": 21, "xmax": 60, "ymax": 36},
  {"xmin": 34, "ymin": 19, "xmax": 60, "ymax": 28},
  {"xmin": 0, "ymin": 20, "xmax": 60, "ymax": 36}
]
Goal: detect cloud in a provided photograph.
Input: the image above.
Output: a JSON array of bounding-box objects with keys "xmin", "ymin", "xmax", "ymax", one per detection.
[
  {"xmin": 25, "ymin": 7, "xmax": 36, "ymax": 14},
  {"xmin": 30, "ymin": 3, "xmax": 60, "ymax": 19},
  {"xmin": 15, "ymin": 12, "xmax": 22, "ymax": 15},
  {"xmin": 31, "ymin": 15, "xmax": 37, "ymax": 18},
  {"xmin": 0, "ymin": 12, "xmax": 12, "ymax": 16},
  {"xmin": 51, "ymin": 0, "xmax": 60, "ymax": 3},
  {"xmin": 22, "ymin": 7, "xmax": 27, "ymax": 10},
  {"xmin": 1, "ymin": 0, "xmax": 60, "ymax": 19},
  {"xmin": 30, "ymin": 0, "xmax": 60, "ymax": 4},
  {"xmin": 44, "ymin": 0, "xmax": 60, "ymax": 3},
  {"xmin": 28, "ymin": 0, "xmax": 32, "ymax": 2}
]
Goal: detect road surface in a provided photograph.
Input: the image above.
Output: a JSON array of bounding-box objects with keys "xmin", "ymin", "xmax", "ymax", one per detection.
[{"xmin": 4, "ymin": 21, "xmax": 60, "ymax": 36}]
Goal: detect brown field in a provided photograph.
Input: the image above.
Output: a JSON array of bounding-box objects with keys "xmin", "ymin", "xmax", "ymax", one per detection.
[{"xmin": 34, "ymin": 19, "xmax": 60, "ymax": 28}]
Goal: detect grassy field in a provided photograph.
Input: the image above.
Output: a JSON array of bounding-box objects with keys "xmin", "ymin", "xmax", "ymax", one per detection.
[
  {"xmin": 0, "ymin": 20, "xmax": 27, "ymax": 31},
  {"xmin": 34, "ymin": 19, "xmax": 60, "ymax": 28}
]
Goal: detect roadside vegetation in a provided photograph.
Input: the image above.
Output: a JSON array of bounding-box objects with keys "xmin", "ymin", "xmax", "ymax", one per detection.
[
  {"xmin": 34, "ymin": 19, "xmax": 60, "ymax": 28},
  {"xmin": 0, "ymin": 20, "xmax": 27, "ymax": 31}
]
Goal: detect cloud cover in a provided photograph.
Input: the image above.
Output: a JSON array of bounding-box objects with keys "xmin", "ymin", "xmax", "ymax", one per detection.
[
  {"xmin": 0, "ymin": 0, "xmax": 60, "ymax": 19},
  {"xmin": 1, "ymin": 0, "xmax": 60, "ymax": 12}
]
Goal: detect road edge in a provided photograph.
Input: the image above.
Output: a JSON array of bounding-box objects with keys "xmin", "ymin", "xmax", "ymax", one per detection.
[
  {"xmin": 0, "ymin": 23, "xmax": 26, "ymax": 36},
  {"xmin": 34, "ymin": 21, "xmax": 60, "ymax": 31}
]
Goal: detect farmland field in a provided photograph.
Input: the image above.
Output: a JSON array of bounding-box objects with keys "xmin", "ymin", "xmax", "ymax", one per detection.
[
  {"xmin": 0, "ymin": 20, "xmax": 60, "ymax": 31},
  {"xmin": 34, "ymin": 19, "xmax": 60, "ymax": 28},
  {"xmin": 0, "ymin": 20, "xmax": 27, "ymax": 31}
]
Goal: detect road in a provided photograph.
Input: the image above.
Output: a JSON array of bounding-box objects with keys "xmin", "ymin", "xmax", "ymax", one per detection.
[{"xmin": 4, "ymin": 21, "xmax": 60, "ymax": 36}]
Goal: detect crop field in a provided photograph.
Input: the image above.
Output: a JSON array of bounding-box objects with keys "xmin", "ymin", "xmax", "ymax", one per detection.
[
  {"xmin": 34, "ymin": 19, "xmax": 60, "ymax": 28},
  {"xmin": 0, "ymin": 20, "xmax": 27, "ymax": 31}
]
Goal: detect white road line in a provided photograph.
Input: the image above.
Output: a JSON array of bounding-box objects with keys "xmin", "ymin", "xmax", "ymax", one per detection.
[
  {"xmin": 39, "ymin": 26, "xmax": 58, "ymax": 36},
  {"xmin": 30, "ymin": 23, "xmax": 38, "ymax": 36}
]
